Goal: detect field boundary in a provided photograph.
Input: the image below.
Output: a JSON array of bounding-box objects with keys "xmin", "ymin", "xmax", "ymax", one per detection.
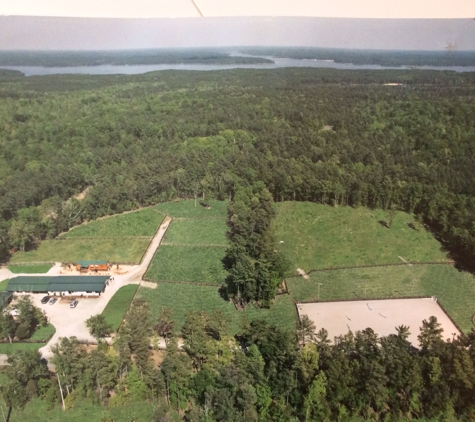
[
  {"xmin": 288, "ymin": 260, "xmax": 454, "ymax": 278},
  {"xmin": 138, "ymin": 215, "xmax": 167, "ymax": 266},
  {"xmin": 7, "ymin": 261, "xmax": 55, "ymax": 266},
  {"xmin": 160, "ymin": 242, "xmax": 227, "ymax": 248},
  {"xmin": 115, "ymin": 283, "xmax": 141, "ymax": 333},
  {"xmin": 142, "ymin": 216, "xmax": 172, "ymax": 277},
  {"xmin": 142, "ymin": 278, "xmax": 223, "ymax": 287},
  {"xmin": 53, "ymin": 236, "xmax": 152, "ymax": 240}
]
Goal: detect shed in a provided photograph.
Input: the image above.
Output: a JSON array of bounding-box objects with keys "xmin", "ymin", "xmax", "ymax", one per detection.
[{"xmin": 75, "ymin": 260, "xmax": 109, "ymax": 273}]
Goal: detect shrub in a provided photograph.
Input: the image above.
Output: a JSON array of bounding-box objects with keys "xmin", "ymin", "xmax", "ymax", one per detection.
[{"xmin": 15, "ymin": 323, "xmax": 30, "ymax": 340}]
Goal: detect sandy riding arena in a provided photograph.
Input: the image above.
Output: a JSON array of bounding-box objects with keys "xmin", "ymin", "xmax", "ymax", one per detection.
[{"xmin": 298, "ymin": 298, "xmax": 460, "ymax": 347}]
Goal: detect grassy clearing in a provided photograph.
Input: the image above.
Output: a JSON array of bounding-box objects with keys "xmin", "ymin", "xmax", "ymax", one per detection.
[
  {"xmin": 0, "ymin": 397, "xmax": 155, "ymax": 422},
  {"xmin": 0, "ymin": 342, "xmax": 44, "ymax": 354},
  {"xmin": 0, "ymin": 280, "xmax": 8, "ymax": 292},
  {"xmin": 8, "ymin": 265, "xmax": 52, "ymax": 274},
  {"xmin": 287, "ymin": 264, "xmax": 475, "ymax": 332},
  {"xmin": 102, "ymin": 284, "xmax": 139, "ymax": 331},
  {"xmin": 274, "ymin": 202, "xmax": 448, "ymax": 271},
  {"xmin": 145, "ymin": 245, "xmax": 227, "ymax": 284},
  {"xmin": 163, "ymin": 218, "xmax": 228, "ymax": 245},
  {"xmin": 137, "ymin": 283, "xmax": 297, "ymax": 335},
  {"xmin": 30, "ymin": 324, "xmax": 56, "ymax": 341},
  {"xmin": 9, "ymin": 237, "xmax": 150, "ymax": 264},
  {"xmin": 63, "ymin": 208, "xmax": 163, "ymax": 238},
  {"xmin": 155, "ymin": 199, "xmax": 228, "ymax": 218}
]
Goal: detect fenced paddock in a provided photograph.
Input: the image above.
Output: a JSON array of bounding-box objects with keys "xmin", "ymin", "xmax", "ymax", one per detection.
[{"xmin": 298, "ymin": 297, "xmax": 460, "ymax": 347}]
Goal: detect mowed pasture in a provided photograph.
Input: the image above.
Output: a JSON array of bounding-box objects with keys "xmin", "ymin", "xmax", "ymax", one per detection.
[
  {"xmin": 137, "ymin": 283, "xmax": 297, "ymax": 335},
  {"xmin": 162, "ymin": 218, "xmax": 228, "ymax": 245},
  {"xmin": 287, "ymin": 264, "xmax": 475, "ymax": 332},
  {"xmin": 9, "ymin": 237, "xmax": 150, "ymax": 264},
  {"xmin": 102, "ymin": 284, "xmax": 139, "ymax": 331},
  {"xmin": 155, "ymin": 199, "xmax": 228, "ymax": 218},
  {"xmin": 145, "ymin": 245, "xmax": 227, "ymax": 284},
  {"xmin": 62, "ymin": 207, "xmax": 164, "ymax": 237},
  {"xmin": 274, "ymin": 202, "xmax": 448, "ymax": 271}
]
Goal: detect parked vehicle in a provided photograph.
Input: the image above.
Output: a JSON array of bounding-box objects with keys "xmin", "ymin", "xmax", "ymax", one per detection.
[
  {"xmin": 69, "ymin": 299, "xmax": 78, "ymax": 308},
  {"xmin": 48, "ymin": 297, "xmax": 58, "ymax": 305},
  {"xmin": 41, "ymin": 296, "xmax": 50, "ymax": 304}
]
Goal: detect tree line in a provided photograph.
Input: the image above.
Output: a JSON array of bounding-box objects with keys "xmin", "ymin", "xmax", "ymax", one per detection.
[
  {"xmin": 1, "ymin": 68, "xmax": 475, "ymax": 271},
  {"xmin": 3, "ymin": 300, "xmax": 475, "ymax": 421}
]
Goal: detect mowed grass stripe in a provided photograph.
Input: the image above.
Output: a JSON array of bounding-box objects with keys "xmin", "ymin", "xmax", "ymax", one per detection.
[
  {"xmin": 163, "ymin": 218, "xmax": 228, "ymax": 245},
  {"xmin": 145, "ymin": 245, "xmax": 227, "ymax": 285},
  {"xmin": 137, "ymin": 283, "xmax": 297, "ymax": 335},
  {"xmin": 155, "ymin": 199, "xmax": 228, "ymax": 218},
  {"xmin": 9, "ymin": 237, "xmax": 150, "ymax": 264},
  {"xmin": 102, "ymin": 284, "xmax": 139, "ymax": 331},
  {"xmin": 287, "ymin": 264, "xmax": 475, "ymax": 332},
  {"xmin": 63, "ymin": 208, "xmax": 164, "ymax": 238},
  {"xmin": 274, "ymin": 202, "xmax": 447, "ymax": 271},
  {"xmin": 8, "ymin": 265, "xmax": 52, "ymax": 274}
]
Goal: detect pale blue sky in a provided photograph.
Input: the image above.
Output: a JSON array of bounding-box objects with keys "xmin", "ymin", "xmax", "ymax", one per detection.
[{"xmin": 1, "ymin": 16, "xmax": 474, "ymax": 51}]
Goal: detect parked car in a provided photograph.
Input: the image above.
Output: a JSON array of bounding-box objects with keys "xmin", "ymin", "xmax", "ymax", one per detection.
[
  {"xmin": 41, "ymin": 295, "xmax": 50, "ymax": 304},
  {"xmin": 48, "ymin": 297, "xmax": 58, "ymax": 305},
  {"xmin": 69, "ymin": 299, "xmax": 78, "ymax": 308}
]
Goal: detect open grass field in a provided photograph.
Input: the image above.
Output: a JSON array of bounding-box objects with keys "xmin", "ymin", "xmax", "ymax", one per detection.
[
  {"xmin": 0, "ymin": 342, "xmax": 45, "ymax": 354},
  {"xmin": 145, "ymin": 246, "xmax": 227, "ymax": 284},
  {"xmin": 274, "ymin": 202, "xmax": 448, "ymax": 271},
  {"xmin": 30, "ymin": 324, "xmax": 56, "ymax": 341},
  {"xmin": 63, "ymin": 207, "xmax": 163, "ymax": 238},
  {"xmin": 9, "ymin": 237, "xmax": 150, "ymax": 264},
  {"xmin": 287, "ymin": 264, "xmax": 475, "ymax": 332},
  {"xmin": 137, "ymin": 283, "xmax": 297, "ymax": 335},
  {"xmin": 162, "ymin": 218, "xmax": 228, "ymax": 245},
  {"xmin": 102, "ymin": 284, "xmax": 139, "ymax": 331},
  {"xmin": 155, "ymin": 199, "xmax": 228, "ymax": 218},
  {"xmin": 0, "ymin": 280, "xmax": 8, "ymax": 291},
  {"xmin": 8, "ymin": 265, "xmax": 52, "ymax": 274}
]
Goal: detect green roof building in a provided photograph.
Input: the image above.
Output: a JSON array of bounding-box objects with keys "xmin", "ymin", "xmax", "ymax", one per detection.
[{"xmin": 6, "ymin": 276, "xmax": 110, "ymax": 296}]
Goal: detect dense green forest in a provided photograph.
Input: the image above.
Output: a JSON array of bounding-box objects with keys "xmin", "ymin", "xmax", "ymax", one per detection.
[
  {"xmin": 1, "ymin": 67, "xmax": 475, "ymax": 270},
  {"xmin": 240, "ymin": 47, "xmax": 475, "ymax": 67},
  {"xmin": 0, "ymin": 49, "xmax": 273, "ymax": 67}
]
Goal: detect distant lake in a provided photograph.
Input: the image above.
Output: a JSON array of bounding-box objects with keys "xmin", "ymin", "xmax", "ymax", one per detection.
[{"xmin": 2, "ymin": 55, "xmax": 475, "ymax": 76}]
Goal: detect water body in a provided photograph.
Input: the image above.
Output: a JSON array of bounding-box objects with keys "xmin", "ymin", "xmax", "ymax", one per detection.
[{"xmin": 2, "ymin": 55, "xmax": 475, "ymax": 76}]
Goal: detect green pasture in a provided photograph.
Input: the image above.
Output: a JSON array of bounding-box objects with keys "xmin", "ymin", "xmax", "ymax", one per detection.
[
  {"xmin": 137, "ymin": 283, "xmax": 297, "ymax": 335},
  {"xmin": 145, "ymin": 245, "xmax": 227, "ymax": 284},
  {"xmin": 287, "ymin": 264, "xmax": 475, "ymax": 332},
  {"xmin": 274, "ymin": 202, "xmax": 448, "ymax": 271},
  {"xmin": 9, "ymin": 237, "xmax": 150, "ymax": 264},
  {"xmin": 163, "ymin": 218, "xmax": 228, "ymax": 245},
  {"xmin": 63, "ymin": 207, "xmax": 163, "ymax": 238},
  {"xmin": 8, "ymin": 265, "xmax": 52, "ymax": 274},
  {"xmin": 102, "ymin": 284, "xmax": 139, "ymax": 331},
  {"xmin": 0, "ymin": 280, "xmax": 8, "ymax": 291},
  {"xmin": 155, "ymin": 199, "xmax": 228, "ymax": 218}
]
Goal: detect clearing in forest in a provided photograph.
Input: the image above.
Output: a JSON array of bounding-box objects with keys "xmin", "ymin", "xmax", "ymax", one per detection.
[
  {"xmin": 145, "ymin": 199, "xmax": 229, "ymax": 284},
  {"xmin": 273, "ymin": 201, "xmax": 448, "ymax": 271},
  {"xmin": 9, "ymin": 237, "xmax": 150, "ymax": 265},
  {"xmin": 9, "ymin": 208, "xmax": 164, "ymax": 265},
  {"xmin": 62, "ymin": 208, "xmax": 163, "ymax": 237},
  {"xmin": 287, "ymin": 264, "xmax": 475, "ymax": 333},
  {"xmin": 136, "ymin": 282, "xmax": 297, "ymax": 335}
]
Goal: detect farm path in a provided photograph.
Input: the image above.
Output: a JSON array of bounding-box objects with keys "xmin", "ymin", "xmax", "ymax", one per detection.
[
  {"xmin": 38, "ymin": 216, "xmax": 172, "ymax": 361},
  {"xmin": 0, "ymin": 267, "xmax": 12, "ymax": 282}
]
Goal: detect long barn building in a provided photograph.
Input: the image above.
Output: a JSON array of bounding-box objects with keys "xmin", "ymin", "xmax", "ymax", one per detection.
[{"xmin": 6, "ymin": 276, "xmax": 110, "ymax": 297}]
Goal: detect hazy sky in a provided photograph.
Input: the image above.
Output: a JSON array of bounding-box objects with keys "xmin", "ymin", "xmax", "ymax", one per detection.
[
  {"xmin": 0, "ymin": 0, "xmax": 473, "ymax": 19},
  {"xmin": 1, "ymin": 16, "xmax": 474, "ymax": 51}
]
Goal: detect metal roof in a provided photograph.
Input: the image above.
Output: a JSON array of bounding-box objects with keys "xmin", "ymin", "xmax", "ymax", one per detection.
[
  {"xmin": 6, "ymin": 276, "xmax": 109, "ymax": 293},
  {"xmin": 76, "ymin": 260, "xmax": 108, "ymax": 267}
]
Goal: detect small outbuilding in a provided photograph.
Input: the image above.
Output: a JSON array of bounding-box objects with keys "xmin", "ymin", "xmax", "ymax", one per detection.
[
  {"xmin": 75, "ymin": 260, "xmax": 109, "ymax": 273},
  {"xmin": 6, "ymin": 275, "xmax": 110, "ymax": 297}
]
